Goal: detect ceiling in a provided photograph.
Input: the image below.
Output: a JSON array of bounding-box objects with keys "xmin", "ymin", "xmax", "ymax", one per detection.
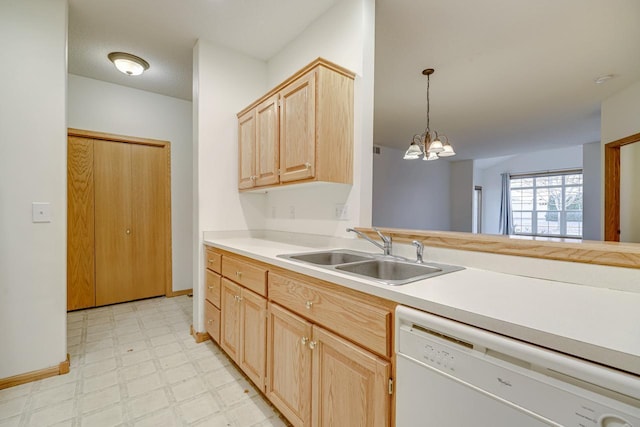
[{"xmin": 68, "ymin": 0, "xmax": 640, "ymax": 161}]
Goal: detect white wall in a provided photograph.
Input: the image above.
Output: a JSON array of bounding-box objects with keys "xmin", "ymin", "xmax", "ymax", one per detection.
[
  {"xmin": 450, "ymin": 160, "xmax": 475, "ymax": 232},
  {"xmin": 582, "ymin": 141, "xmax": 602, "ymax": 240},
  {"xmin": 478, "ymin": 145, "xmax": 583, "ymax": 235},
  {"xmin": 193, "ymin": 41, "xmax": 268, "ymax": 332},
  {"xmin": 67, "ymin": 75, "xmax": 193, "ymax": 291},
  {"xmin": 372, "ymin": 145, "xmax": 451, "ymax": 231},
  {"xmin": 0, "ymin": 0, "xmax": 67, "ymax": 378},
  {"xmin": 620, "ymin": 143, "xmax": 640, "ymax": 242},
  {"xmin": 263, "ymin": 0, "xmax": 376, "ymax": 235},
  {"xmin": 601, "ymin": 79, "xmax": 640, "ymax": 242}
]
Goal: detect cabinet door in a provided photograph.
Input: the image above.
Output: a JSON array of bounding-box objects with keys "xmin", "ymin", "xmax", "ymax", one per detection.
[
  {"xmin": 312, "ymin": 326, "xmax": 390, "ymax": 427},
  {"xmin": 94, "ymin": 140, "xmax": 134, "ymax": 306},
  {"xmin": 238, "ymin": 109, "xmax": 256, "ymax": 189},
  {"xmin": 255, "ymin": 95, "xmax": 280, "ymax": 187},
  {"xmin": 239, "ymin": 289, "xmax": 268, "ymax": 390},
  {"xmin": 130, "ymin": 143, "xmax": 166, "ymax": 300},
  {"xmin": 280, "ymin": 71, "xmax": 316, "ymax": 183},
  {"xmin": 267, "ymin": 303, "xmax": 313, "ymax": 427},
  {"xmin": 67, "ymin": 136, "xmax": 95, "ymax": 310},
  {"xmin": 220, "ymin": 278, "xmax": 242, "ymax": 361}
]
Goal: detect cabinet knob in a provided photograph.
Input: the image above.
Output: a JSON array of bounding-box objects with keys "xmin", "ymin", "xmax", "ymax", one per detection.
[
  {"xmin": 125, "ymin": 228, "xmax": 131, "ymax": 235},
  {"xmin": 308, "ymin": 340, "xmax": 317, "ymax": 350},
  {"xmin": 301, "ymin": 337, "xmax": 309, "ymax": 346},
  {"xmin": 208, "ymin": 319, "xmax": 213, "ymax": 325},
  {"xmin": 305, "ymin": 162, "xmax": 311, "ymax": 169},
  {"xmin": 305, "ymin": 301, "xmax": 313, "ymax": 309},
  {"xmin": 236, "ymin": 271, "xmax": 242, "ymax": 278}
]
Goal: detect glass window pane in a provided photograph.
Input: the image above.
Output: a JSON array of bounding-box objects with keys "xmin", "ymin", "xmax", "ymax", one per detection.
[
  {"xmin": 566, "ymin": 212, "xmax": 583, "ymax": 236},
  {"xmin": 565, "ymin": 174, "xmax": 583, "ymax": 185},
  {"xmin": 510, "ymin": 178, "xmax": 524, "ymax": 188},
  {"xmin": 537, "ymin": 212, "xmax": 560, "ymax": 235},
  {"xmin": 511, "ymin": 189, "xmax": 533, "ymax": 211},
  {"xmin": 536, "ymin": 188, "xmax": 562, "ymax": 211},
  {"xmin": 565, "ymin": 186, "xmax": 583, "ymax": 211},
  {"xmin": 512, "ymin": 211, "xmax": 532, "ymax": 234}
]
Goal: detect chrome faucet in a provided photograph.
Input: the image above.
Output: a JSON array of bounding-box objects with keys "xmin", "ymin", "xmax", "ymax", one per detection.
[
  {"xmin": 346, "ymin": 227, "xmax": 392, "ymax": 256},
  {"xmin": 412, "ymin": 240, "xmax": 424, "ymax": 263}
]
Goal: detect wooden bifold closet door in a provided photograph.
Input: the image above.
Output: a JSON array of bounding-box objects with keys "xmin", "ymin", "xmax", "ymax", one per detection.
[{"xmin": 67, "ymin": 129, "xmax": 171, "ymax": 310}]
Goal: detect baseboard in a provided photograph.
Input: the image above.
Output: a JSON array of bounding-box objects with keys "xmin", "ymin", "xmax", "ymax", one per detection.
[
  {"xmin": 0, "ymin": 354, "xmax": 70, "ymax": 390},
  {"xmin": 167, "ymin": 288, "xmax": 193, "ymax": 298},
  {"xmin": 190, "ymin": 324, "xmax": 210, "ymax": 343}
]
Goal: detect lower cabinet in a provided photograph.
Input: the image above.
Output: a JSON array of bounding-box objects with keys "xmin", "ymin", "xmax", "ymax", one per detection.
[
  {"xmin": 221, "ymin": 278, "xmax": 267, "ymax": 390},
  {"xmin": 267, "ymin": 302, "xmax": 391, "ymax": 427}
]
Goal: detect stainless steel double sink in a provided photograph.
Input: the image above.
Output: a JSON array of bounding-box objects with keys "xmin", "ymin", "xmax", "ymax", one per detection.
[{"xmin": 277, "ymin": 249, "xmax": 463, "ymax": 286}]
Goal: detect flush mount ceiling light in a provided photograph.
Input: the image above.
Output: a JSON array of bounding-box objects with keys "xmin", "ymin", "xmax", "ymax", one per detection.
[
  {"xmin": 108, "ymin": 52, "xmax": 150, "ymax": 76},
  {"xmin": 403, "ymin": 68, "xmax": 455, "ymax": 161},
  {"xmin": 594, "ymin": 74, "xmax": 615, "ymax": 84}
]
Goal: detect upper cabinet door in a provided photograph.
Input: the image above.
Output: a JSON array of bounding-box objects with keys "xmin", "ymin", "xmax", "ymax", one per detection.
[
  {"xmin": 238, "ymin": 109, "xmax": 256, "ymax": 189},
  {"xmin": 255, "ymin": 95, "xmax": 280, "ymax": 187},
  {"xmin": 279, "ymin": 71, "xmax": 316, "ymax": 183}
]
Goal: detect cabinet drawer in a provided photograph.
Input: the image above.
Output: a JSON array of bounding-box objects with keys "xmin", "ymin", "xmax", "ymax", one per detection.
[
  {"xmin": 205, "ymin": 248, "xmax": 222, "ymax": 274},
  {"xmin": 269, "ymin": 272, "xmax": 392, "ymax": 357},
  {"xmin": 204, "ymin": 300, "xmax": 221, "ymax": 343},
  {"xmin": 222, "ymin": 256, "xmax": 267, "ymax": 297},
  {"xmin": 205, "ymin": 270, "xmax": 221, "ymax": 308}
]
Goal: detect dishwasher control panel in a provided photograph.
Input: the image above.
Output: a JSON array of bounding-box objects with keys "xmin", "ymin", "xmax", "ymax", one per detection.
[{"xmin": 395, "ymin": 306, "xmax": 640, "ymax": 427}]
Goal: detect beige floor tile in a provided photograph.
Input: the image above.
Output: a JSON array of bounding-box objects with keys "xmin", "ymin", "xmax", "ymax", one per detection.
[
  {"xmin": 80, "ymin": 384, "xmax": 121, "ymax": 414},
  {"xmin": 191, "ymin": 412, "xmax": 232, "ymax": 427},
  {"xmin": 0, "ymin": 396, "xmax": 28, "ymax": 421},
  {"xmin": 203, "ymin": 366, "xmax": 243, "ymax": 390},
  {"xmin": 82, "ymin": 370, "xmax": 119, "ymax": 394},
  {"xmin": 122, "ymin": 349, "xmax": 152, "ymax": 366},
  {"xmin": 38, "ymin": 369, "xmax": 80, "ymax": 390},
  {"xmin": 85, "ymin": 337, "xmax": 116, "ymax": 353},
  {"xmin": 176, "ymin": 393, "xmax": 221, "ymax": 424},
  {"xmin": 164, "ymin": 363, "xmax": 198, "ymax": 384},
  {"xmin": 120, "ymin": 360, "xmax": 157, "ymax": 382},
  {"xmin": 86, "ymin": 330, "xmax": 114, "ymax": 343},
  {"xmin": 31, "ymin": 382, "xmax": 76, "ymax": 410},
  {"xmin": 145, "ymin": 325, "xmax": 172, "ymax": 337},
  {"xmin": 80, "ymin": 405, "xmax": 124, "ymax": 427},
  {"xmin": 126, "ymin": 372, "xmax": 163, "ymax": 397},
  {"xmin": 159, "ymin": 352, "xmax": 189, "ymax": 369},
  {"xmin": 150, "ymin": 333, "xmax": 177, "ymax": 347},
  {"xmin": 153, "ymin": 342, "xmax": 182, "ymax": 358},
  {"xmin": 170, "ymin": 377, "xmax": 207, "ymax": 402},
  {"xmin": 28, "ymin": 399, "xmax": 76, "ymax": 427},
  {"xmin": 0, "ymin": 382, "xmax": 32, "ymax": 403},
  {"xmin": 0, "ymin": 416, "xmax": 20, "ymax": 427},
  {"xmin": 215, "ymin": 378, "xmax": 256, "ymax": 408},
  {"xmin": 84, "ymin": 347, "xmax": 115, "ymax": 364},
  {"xmin": 128, "ymin": 388, "xmax": 169, "ymax": 419},
  {"xmin": 133, "ymin": 408, "xmax": 181, "ymax": 427},
  {"xmin": 82, "ymin": 358, "xmax": 117, "ymax": 378},
  {"xmin": 118, "ymin": 340, "xmax": 149, "ymax": 355}
]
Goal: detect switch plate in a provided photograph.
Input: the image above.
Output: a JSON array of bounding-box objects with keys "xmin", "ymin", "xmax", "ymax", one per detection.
[{"xmin": 32, "ymin": 202, "xmax": 52, "ymax": 223}]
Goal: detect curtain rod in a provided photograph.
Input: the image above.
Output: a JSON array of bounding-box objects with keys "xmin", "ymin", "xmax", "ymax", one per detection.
[{"xmin": 509, "ymin": 168, "xmax": 582, "ymax": 179}]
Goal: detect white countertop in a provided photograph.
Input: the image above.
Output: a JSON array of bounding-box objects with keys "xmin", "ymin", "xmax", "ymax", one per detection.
[{"xmin": 203, "ymin": 233, "xmax": 640, "ymax": 377}]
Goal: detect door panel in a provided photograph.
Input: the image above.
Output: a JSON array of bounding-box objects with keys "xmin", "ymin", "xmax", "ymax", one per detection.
[
  {"xmin": 67, "ymin": 136, "xmax": 95, "ymax": 310},
  {"xmin": 267, "ymin": 303, "xmax": 313, "ymax": 427},
  {"xmin": 255, "ymin": 95, "xmax": 280, "ymax": 186},
  {"xmin": 280, "ymin": 72, "xmax": 316, "ymax": 183},
  {"xmin": 238, "ymin": 110, "xmax": 256, "ymax": 189},
  {"xmin": 130, "ymin": 143, "xmax": 166, "ymax": 300},
  {"xmin": 221, "ymin": 278, "xmax": 241, "ymax": 361},
  {"xmin": 240, "ymin": 289, "xmax": 267, "ymax": 390},
  {"xmin": 94, "ymin": 140, "xmax": 134, "ymax": 306},
  {"xmin": 312, "ymin": 326, "xmax": 390, "ymax": 427}
]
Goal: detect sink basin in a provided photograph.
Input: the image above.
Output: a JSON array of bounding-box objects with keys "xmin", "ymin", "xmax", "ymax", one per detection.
[
  {"xmin": 335, "ymin": 259, "xmax": 463, "ymax": 285},
  {"xmin": 278, "ymin": 249, "xmax": 463, "ymax": 285},
  {"xmin": 278, "ymin": 249, "xmax": 373, "ymax": 266}
]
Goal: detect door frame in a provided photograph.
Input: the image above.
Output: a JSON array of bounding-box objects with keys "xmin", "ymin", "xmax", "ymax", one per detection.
[
  {"xmin": 68, "ymin": 128, "xmax": 174, "ymax": 297},
  {"xmin": 604, "ymin": 131, "xmax": 640, "ymax": 241}
]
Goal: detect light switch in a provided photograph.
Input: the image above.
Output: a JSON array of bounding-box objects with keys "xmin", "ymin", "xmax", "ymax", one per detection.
[{"xmin": 32, "ymin": 202, "xmax": 52, "ymax": 223}]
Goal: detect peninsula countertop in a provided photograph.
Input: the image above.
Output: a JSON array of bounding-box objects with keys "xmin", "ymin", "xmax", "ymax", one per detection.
[{"xmin": 203, "ymin": 232, "xmax": 640, "ymax": 378}]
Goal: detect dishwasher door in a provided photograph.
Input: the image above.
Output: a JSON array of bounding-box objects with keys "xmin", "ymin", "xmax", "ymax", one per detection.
[{"xmin": 395, "ymin": 306, "xmax": 640, "ymax": 427}]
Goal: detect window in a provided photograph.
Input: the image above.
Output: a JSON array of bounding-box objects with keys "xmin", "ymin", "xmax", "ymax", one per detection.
[{"xmin": 510, "ymin": 171, "xmax": 583, "ymax": 238}]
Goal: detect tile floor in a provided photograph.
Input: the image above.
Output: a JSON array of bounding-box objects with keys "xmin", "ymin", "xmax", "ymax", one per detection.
[{"xmin": 0, "ymin": 296, "xmax": 289, "ymax": 427}]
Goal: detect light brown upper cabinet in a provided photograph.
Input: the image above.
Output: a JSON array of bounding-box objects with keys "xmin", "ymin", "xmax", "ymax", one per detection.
[
  {"xmin": 237, "ymin": 58, "xmax": 355, "ymax": 191},
  {"xmin": 67, "ymin": 129, "xmax": 172, "ymax": 310}
]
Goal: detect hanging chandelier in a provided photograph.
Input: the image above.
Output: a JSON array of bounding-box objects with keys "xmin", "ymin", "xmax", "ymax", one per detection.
[{"xmin": 403, "ymin": 68, "xmax": 455, "ymax": 161}]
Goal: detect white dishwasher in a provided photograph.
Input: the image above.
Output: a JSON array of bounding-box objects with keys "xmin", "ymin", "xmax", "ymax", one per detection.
[{"xmin": 395, "ymin": 306, "xmax": 640, "ymax": 427}]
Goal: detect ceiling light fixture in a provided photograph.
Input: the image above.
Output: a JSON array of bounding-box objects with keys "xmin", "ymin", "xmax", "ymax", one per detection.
[
  {"xmin": 108, "ymin": 52, "xmax": 150, "ymax": 76},
  {"xmin": 594, "ymin": 74, "xmax": 614, "ymax": 84},
  {"xmin": 403, "ymin": 68, "xmax": 455, "ymax": 161}
]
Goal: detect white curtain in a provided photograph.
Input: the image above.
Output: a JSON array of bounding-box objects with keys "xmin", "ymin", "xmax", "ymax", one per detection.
[{"xmin": 499, "ymin": 172, "xmax": 512, "ymax": 235}]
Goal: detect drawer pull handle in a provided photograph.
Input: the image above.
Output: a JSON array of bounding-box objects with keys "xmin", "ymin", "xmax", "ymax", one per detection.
[
  {"xmin": 208, "ymin": 285, "xmax": 213, "ymax": 290},
  {"xmin": 308, "ymin": 340, "xmax": 317, "ymax": 350},
  {"xmin": 301, "ymin": 337, "xmax": 309, "ymax": 346},
  {"xmin": 207, "ymin": 259, "xmax": 213, "ymax": 264},
  {"xmin": 305, "ymin": 301, "xmax": 313, "ymax": 309}
]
